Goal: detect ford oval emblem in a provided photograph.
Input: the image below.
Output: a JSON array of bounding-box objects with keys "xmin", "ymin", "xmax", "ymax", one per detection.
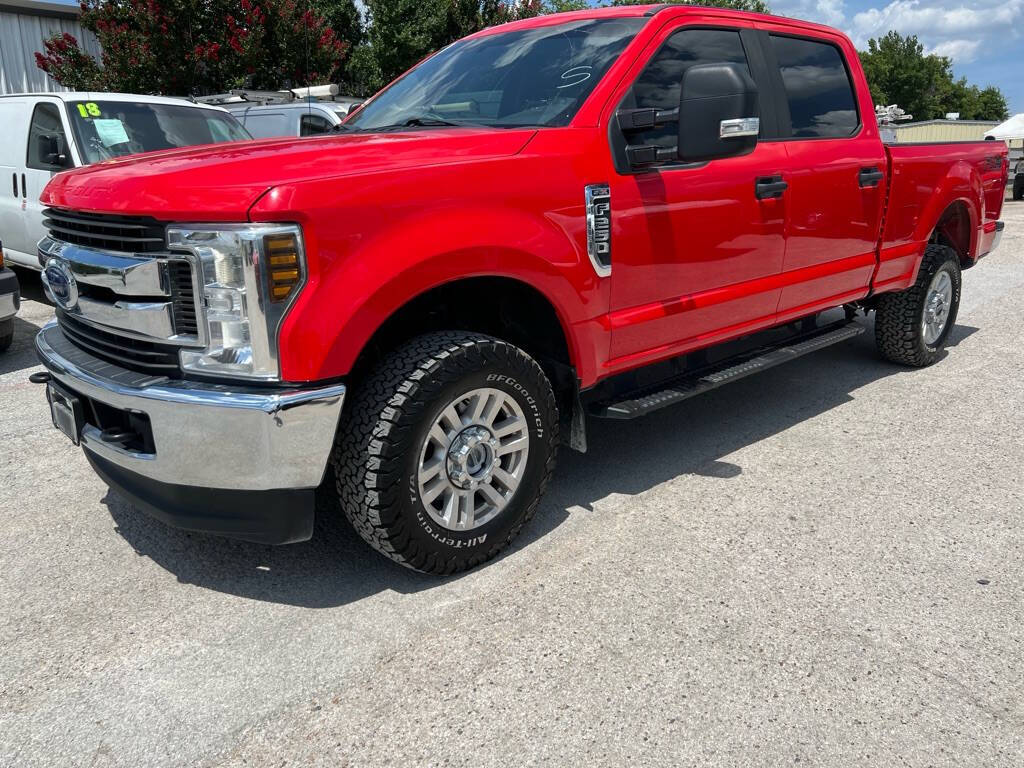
[{"xmin": 43, "ymin": 258, "xmax": 79, "ymax": 310}]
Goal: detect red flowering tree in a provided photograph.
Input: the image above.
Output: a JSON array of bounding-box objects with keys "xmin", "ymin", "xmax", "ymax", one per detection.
[{"xmin": 36, "ymin": 0, "xmax": 359, "ymax": 95}]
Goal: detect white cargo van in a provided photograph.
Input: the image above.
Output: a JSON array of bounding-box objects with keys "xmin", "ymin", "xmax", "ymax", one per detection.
[{"xmin": 0, "ymin": 93, "xmax": 250, "ymax": 270}]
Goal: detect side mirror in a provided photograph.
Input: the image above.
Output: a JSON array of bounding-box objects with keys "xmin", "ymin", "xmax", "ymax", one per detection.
[
  {"xmin": 37, "ymin": 133, "xmax": 70, "ymax": 168},
  {"xmin": 677, "ymin": 63, "xmax": 759, "ymax": 162}
]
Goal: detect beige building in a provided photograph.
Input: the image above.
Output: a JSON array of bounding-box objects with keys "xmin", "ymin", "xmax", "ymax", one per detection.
[{"xmin": 884, "ymin": 119, "xmax": 1001, "ymax": 144}]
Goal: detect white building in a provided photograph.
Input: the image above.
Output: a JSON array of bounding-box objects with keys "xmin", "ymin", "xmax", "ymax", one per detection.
[{"xmin": 0, "ymin": 0, "xmax": 101, "ymax": 94}]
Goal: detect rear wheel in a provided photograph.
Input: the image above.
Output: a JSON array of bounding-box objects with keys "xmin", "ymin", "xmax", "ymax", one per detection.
[
  {"xmin": 332, "ymin": 331, "xmax": 558, "ymax": 574},
  {"xmin": 874, "ymin": 244, "xmax": 961, "ymax": 367}
]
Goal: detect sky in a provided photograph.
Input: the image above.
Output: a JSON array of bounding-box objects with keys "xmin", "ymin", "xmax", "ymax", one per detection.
[
  {"xmin": 771, "ymin": 0, "xmax": 1023, "ymax": 115},
  {"xmin": 49, "ymin": 0, "xmax": 1022, "ymax": 116}
]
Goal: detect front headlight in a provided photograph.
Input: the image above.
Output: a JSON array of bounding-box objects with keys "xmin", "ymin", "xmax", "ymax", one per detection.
[{"xmin": 167, "ymin": 223, "xmax": 305, "ymax": 380}]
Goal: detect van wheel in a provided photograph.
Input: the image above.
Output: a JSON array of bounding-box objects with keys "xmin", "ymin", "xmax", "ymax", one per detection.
[
  {"xmin": 874, "ymin": 244, "xmax": 961, "ymax": 367},
  {"xmin": 332, "ymin": 332, "xmax": 558, "ymax": 574},
  {"xmin": 0, "ymin": 319, "xmax": 12, "ymax": 353}
]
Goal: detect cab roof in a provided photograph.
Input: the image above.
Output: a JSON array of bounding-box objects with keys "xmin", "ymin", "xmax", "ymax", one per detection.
[{"xmin": 468, "ymin": 4, "xmax": 844, "ymax": 41}]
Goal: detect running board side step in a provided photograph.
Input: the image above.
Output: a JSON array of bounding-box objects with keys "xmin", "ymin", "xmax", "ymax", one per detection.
[{"xmin": 591, "ymin": 322, "xmax": 865, "ymax": 420}]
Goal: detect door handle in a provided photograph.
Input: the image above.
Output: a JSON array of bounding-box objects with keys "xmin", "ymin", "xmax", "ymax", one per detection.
[
  {"xmin": 21, "ymin": 173, "xmax": 26, "ymax": 198},
  {"xmin": 858, "ymin": 167, "xmax": 884, "ymax": 187},
  {"xmin": 11, "ymin": 173, "xmax": 15, "ymax": 197},
  {"xmin": 755, "ymin": 176, "xmax": 787, "ymax": 200}
]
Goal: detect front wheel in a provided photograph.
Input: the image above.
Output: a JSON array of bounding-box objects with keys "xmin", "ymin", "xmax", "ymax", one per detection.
[
  {"xmin": 874, "ymin": 244, "xmax": 961, "ymax": 367},
  {"xmin": 332, "ymin": 331, "xmax": 559, "ymax": 574}
]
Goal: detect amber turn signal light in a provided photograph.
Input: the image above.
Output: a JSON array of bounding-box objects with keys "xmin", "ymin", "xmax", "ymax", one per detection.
[{"xmin": 264, "ymin": 234, "xmax": 301, "ymax": 302}]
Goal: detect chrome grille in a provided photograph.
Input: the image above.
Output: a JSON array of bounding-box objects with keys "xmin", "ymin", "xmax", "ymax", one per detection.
[
  {"xmin": 43, "ymin": 208, "xmax": 166, "ymax": 254},
  {"xmin": 57, "ymin": 311, "xmax": 182, "ymax": 376},
  {"xmin": 39, "ymin": 218, "xmax": 205, "ymax": 379}
]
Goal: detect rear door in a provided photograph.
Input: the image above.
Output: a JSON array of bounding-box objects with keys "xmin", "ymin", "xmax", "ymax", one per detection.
[
  {"xmin": 758, "ymin": 27, "xmax": 887, "ymax": 321},
  {"xmin": 605, "ymin": 22, "xmax": 792, "ymax": 366}
]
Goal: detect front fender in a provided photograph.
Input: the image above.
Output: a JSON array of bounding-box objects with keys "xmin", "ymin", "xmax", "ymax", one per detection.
[{"xmin": 271, "ymin": 203, "xmax": 607, "ymax": 383}]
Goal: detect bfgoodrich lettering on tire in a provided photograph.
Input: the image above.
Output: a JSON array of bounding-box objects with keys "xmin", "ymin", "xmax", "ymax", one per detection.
[
  {"xmin": 332, "ymin": 331, "xmax": 558, "ymax": 574},
  {"xmin": 874, "ymin": 243, "xmax": 961, "ymax": 367}
]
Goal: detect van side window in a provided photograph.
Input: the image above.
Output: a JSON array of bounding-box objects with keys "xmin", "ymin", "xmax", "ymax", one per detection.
[
  {"xmin": 769, "ymin": 35, "xmax": 858, "ymax": 139},
  {"xmin": 626, "ymin": 28, "xmax": 752, "ymax": 148},
  {"xmin": 27, "ymin": 102, "xmax": 70, "ymax": 171},
  {"xmin": 300, "ymin": 113, "xmax": 333, "ymax": 136}
]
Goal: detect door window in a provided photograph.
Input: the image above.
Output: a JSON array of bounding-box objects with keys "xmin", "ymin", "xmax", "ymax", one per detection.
[
  {"xmin": 769, "ymin": 35, "xmax": 858, "ymax": 138},
  {"xmin": 625, "ymin": 28, "xmax": 752, "ymax": 148},
  {"xmin": 300, "ymin": 113, "xmax": 333, "ymax": 136},
  {"xmin": 26, "ymin": 102, "xmax": 70, "ymax": 171}
]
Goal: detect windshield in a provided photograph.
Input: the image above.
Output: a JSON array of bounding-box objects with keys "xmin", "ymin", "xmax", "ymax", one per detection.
[
  {"xmin": 346, "ymin": 18, "xmax": 645, "ymax": 131},
  {"xmin": 68, "ymin": 101, "xmax": 251, "ymax": 164}
]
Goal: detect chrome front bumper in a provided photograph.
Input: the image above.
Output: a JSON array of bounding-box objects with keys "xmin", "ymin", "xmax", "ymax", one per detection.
[{"xmin": 35, "ymin": 321, "xmax": 345, "ymax": 491}]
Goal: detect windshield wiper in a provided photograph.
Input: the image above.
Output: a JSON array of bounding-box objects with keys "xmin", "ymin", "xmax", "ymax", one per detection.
[
  {"xmin": 402, "ymin": 116, "xmax": 463, "ymax": 127},
  {"xmin": 366, "ymin": 116, "xmax": 472, "ymax": 131}
]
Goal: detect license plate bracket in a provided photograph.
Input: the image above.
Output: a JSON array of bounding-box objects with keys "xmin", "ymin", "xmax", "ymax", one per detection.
[{"xmin": 47, "ymin": 381, "xmax": 85, "ymax": 446}]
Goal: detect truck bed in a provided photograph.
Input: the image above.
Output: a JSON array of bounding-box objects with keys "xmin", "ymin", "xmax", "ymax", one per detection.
[{"xmin": 874, "ymin": 141, "xmax": 1008, "ymax": 293}]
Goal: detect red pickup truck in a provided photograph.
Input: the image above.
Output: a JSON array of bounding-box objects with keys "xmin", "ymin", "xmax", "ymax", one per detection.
[{"xmin": 33, "ymin": 6, "xmax": 1007, "ymax": 573}]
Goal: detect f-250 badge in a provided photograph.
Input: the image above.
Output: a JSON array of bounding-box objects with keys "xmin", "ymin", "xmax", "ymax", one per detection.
[{"xmin": 585, "ymin": 183, "xmax": 611, "ymax": 276}]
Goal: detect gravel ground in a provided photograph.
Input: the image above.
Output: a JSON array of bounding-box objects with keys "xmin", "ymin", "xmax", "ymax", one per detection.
[{"xmin": 1, "ymin": 198, "xmax": 1022, "ymax": 767}]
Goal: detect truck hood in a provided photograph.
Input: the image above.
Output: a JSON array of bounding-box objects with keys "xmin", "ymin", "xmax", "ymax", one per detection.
[{"xmin": 41, "ymin": 128, "xmax": 537, "ymax": 220}]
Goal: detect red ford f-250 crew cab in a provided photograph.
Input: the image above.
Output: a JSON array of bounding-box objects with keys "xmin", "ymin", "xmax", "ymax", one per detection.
[{"xmin": 33, "ymin": 6, "xmax": 1008, "ymax": 573}]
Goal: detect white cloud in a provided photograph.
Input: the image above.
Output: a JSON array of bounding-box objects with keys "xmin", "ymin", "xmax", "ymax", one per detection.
[
  {"xmin": 773, "ymin": 0, "xmax": 847, "ymax": 27},
  {"xmin": 851, "ymin": 0, "xmax": 1023, "ymax": 61},
  {"xmin": 926, "ymin": 39, "xmax": 982, "ymax": 63},
  {"xmin": 775, "ymin": 0, "xmax": 1022, "ymax": 65}
]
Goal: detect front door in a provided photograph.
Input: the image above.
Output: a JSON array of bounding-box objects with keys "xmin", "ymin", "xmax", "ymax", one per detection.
[
  {"xmin": 605, "ymin": 23, "xmax": 791, "ymax": 368},
  {"xmin": 24, "ymin": 100, "xmax": 76, "ymax": 263}
]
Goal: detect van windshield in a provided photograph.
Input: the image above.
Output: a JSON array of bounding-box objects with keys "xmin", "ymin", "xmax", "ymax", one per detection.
[
  {"xmin": 67, "ymin": 101, "xmax": 251, "ymax": 164},
  {"xmin": 345, "ymin": 18, "xmax": 644, "ymax": 131}
]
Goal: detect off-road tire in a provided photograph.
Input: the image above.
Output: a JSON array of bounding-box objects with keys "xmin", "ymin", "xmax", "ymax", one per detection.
[
  {"xmin": 874, "ymin": 244, "xmax": 961, "ymax": 367},
  {"xmin": 0, "ymin": 318, "xmax": 13, "ymax": 353},
  {"xmin": 332, "ymin": 331, "xmax": 559, "ymax": 574}
]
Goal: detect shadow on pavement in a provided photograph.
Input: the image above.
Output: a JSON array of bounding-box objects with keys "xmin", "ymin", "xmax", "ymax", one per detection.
[
  {"xmin": 105, "ymin": 319, "xmax": 979, "ymax": 608},
  {"xmin": 0, "ymin": 316, "xmax": 48, "ymax": 376}
]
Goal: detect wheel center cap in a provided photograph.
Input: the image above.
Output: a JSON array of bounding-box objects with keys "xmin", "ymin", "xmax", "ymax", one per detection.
[{"xmin": 446, "ymin": 426, "xmax": 499, "ymax": 490}]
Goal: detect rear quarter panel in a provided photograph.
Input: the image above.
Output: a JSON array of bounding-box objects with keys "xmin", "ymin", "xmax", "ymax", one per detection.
[{"xmin": 876, "ymin": 141, "xmax": 1008, "ymax": 292}]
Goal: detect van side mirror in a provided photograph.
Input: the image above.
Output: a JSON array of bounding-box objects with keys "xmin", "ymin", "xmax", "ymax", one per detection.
[
  {"xmin": 37, "ymin": 133, "xmax": 70, "ymax": 168},
  {"xmin": 677, "ymin": 63, "xmax": 759, "ymax": 162}
]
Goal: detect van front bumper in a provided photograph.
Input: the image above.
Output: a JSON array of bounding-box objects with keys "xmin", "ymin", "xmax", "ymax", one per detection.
[
  {"xmin": 35, "ymin": 321, "xmax": 346, "ymax": 544},
  {"xmin": 0, "ymin": 268, "xmax": 20, "ymax": 322}
]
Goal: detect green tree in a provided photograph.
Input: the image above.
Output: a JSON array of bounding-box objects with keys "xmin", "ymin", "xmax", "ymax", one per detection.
[
  {"xmin": 859, "ymin": 32, "xmax": 1008, "ymax": 121},
  {"xmin": 36, "ymin": 0, "xmax": 361, "ymax": 95}
]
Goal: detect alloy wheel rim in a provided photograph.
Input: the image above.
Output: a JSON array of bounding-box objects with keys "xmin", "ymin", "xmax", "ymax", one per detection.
[
  {"xmin": 417, "ymin": 387, "xmax": 530, "ymax": 531},
  {"xmin": 922, "ymin": 269, "xmax": 953, "ymax": 345}
]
